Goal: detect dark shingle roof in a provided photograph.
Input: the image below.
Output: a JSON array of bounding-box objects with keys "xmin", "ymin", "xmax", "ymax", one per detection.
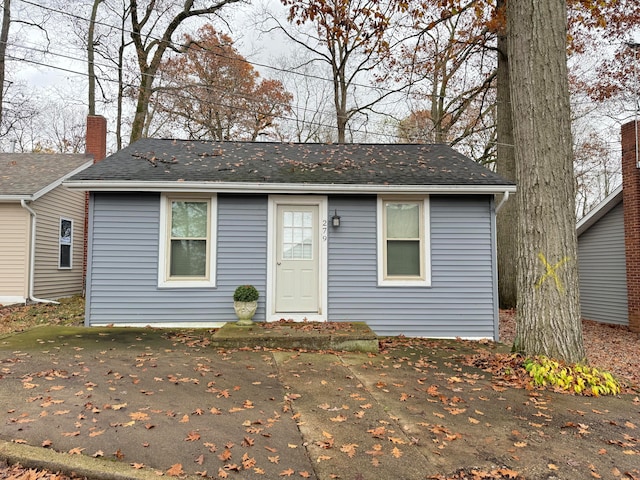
[
  {"xmin": 0, "ymin": 153, "xmax": 93, "ymax": 198},
  {"xmin": 68, "ymin": 139, "xmax": 513, "ymax": 188}
]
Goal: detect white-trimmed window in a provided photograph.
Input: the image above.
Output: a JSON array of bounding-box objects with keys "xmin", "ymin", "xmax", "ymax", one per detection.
[
  {"xmin": 58, "ymin": 218, "xmax": 73, "ymax": 269},
  {"xmin": 377, "ymin": 196, "xmax": 430, "ymax": 286},
  {"xmin": 158, "ymin": 194, "xmax": 216, "ymax": 288}
]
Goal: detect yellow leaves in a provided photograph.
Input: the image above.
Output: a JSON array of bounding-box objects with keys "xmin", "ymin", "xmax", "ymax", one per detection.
[
  {"xmin": 279, "ymin": 468, "xmax": 295, "ymax": 476},
  {"xmin": 513, "ymin": 441, "xmax": 527, "ymax": 448},
  {"xmin": 548, "ymin": 463, "xmax": 559, "ymax": 470},
  {"xmin": 268, "ymin": 455, "xmax": 280, "ymax": 464},
  {"xmin": 330, "ymin": 414, "xmax": 347, "ymax": 422},
  {"xmin": 391, "ymin": 446, "xmax": 403, "ymax": 458},
  {"xmin": 468, "ymin": 417, "xmax": 480, "ymax": 424}
]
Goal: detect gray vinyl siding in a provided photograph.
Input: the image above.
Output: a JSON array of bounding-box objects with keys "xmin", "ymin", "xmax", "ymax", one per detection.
[
  {"xmin": 86, "ymin": 193, "xmax": 267, "ymax": 325},
  {"xmin": 327, "ymin": 195, "xmax": 496, "ymax": 338},
  {"xmin": 86, "ymin": 192, "xmax": 497, "ymax": 337},
  {"xmin": 577, "ymin": 202, "xmax": 628, "ymax": 325}
]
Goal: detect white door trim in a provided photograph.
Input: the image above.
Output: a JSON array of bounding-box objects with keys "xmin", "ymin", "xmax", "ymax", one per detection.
[{"xmin": 266, "ymin": 195, "xmax": 328, "ymax": 322}]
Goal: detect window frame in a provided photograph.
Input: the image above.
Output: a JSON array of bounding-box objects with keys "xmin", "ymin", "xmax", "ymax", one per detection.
[
  {"xmin": 58, "ymin": 217, "xmax": 73, "ymax": 270},
  {"xmin": 158, "ymin": 194, "xmax": 217, "ymax": 288},
  {"xmin": 377, "ymin": 196, "xmax": 431, "ymax": 287}
]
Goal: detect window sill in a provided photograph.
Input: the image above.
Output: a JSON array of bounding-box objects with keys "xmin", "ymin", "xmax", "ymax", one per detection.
[
  {"xmin": 378, "ymin": 279, "xmax": 431, "ymax": 287},
  {"xmin": 158, "ymin": 279, "xmax": 216, "ymax": 289}
]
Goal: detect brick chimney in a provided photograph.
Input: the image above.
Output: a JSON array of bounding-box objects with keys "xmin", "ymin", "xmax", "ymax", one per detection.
[
  {"xmin": 622, "ymin": 120, "xmax": 640, "ymax": 332},
  {"xmin": 85, "ymin": 115, "xmax": 107, "ymax": 163},
  {"xmin": 83, "ymin": 115, "xmax": 107, "ymax": 292}
]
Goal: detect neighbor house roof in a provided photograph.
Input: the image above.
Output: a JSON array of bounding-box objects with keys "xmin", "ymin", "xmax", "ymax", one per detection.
[
  {"xmin": 576, "ymin": 185, "xmax": 623, "ymax": 237},
  {"xmin": 0, "ymin": 153, "xmax": 93, "ymax": 202},
  {"xmin": 65, "ymin": 139, "xmax": 515, "ymax": 195}
]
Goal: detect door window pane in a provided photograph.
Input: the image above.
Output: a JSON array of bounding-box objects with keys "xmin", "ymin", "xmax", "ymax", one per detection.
[{"xmin": 282, "ymin": 210, "xmax": 313, "ymax": 260}]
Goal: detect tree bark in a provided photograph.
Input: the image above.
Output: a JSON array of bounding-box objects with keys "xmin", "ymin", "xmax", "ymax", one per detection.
[
  {"xmin": 495, "ymin": 0, "xmax": 517, "ymax": 309},
  {"xmin": 128, "ymin": 0, "xmax": 241, "ymax": 143},
  {"xmin": 508, "ymin": 0, "xmax": 585, "ymax": 362},
  {"xmin": 0, "ymin": 0, "xmax": 11, "ymax": 127},
  {"xmin": 87, "ymin": 0, "xmax": 103, "ymax": 116}
]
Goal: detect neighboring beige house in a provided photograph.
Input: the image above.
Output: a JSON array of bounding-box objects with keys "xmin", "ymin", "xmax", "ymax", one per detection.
[{"xmin": 0, "ymin": 153, "xmax": 93, "ymax": 305}]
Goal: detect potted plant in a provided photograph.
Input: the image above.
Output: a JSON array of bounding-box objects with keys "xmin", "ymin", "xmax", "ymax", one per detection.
[{"xmin": 233, "ymin": 285, "xmax": 259, "ymax": 326}]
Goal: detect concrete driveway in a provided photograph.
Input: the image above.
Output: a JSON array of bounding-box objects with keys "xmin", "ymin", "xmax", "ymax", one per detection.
[{"xmin": 1, "ymin": 327, "xmax": 639, "ymax": 480}]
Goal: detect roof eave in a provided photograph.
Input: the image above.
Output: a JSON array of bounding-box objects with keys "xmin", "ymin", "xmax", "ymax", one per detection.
[
  {"xmin": 63, "ymin": 180, "xmax": 517, "ymax": 195},
  {"xmin": 576, "ymin": 185, "xmax": 623, "ymax": 236},
  {"xmin": 0, "ymin": 195, "xmax": 32, "ymax": 203}
]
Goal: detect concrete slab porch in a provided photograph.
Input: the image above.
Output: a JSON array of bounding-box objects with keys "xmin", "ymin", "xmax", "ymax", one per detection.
[{"xmin": 210, "ymin": 321, "xmax": 379, "ymax": 352}]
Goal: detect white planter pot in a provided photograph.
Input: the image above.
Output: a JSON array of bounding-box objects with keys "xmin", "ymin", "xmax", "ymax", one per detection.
[{"xmin": 234, "ymin": 300, "xmax": 257, "ymax": 326}]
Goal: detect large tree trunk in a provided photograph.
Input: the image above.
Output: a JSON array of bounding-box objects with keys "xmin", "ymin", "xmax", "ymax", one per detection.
[
  {"xmin": 495, "ymin": 0, "xmax": 517, "ymax": 309},
  {"xmin": 508, "ymin": 0, "xmax": 585, "ymax": 362}
]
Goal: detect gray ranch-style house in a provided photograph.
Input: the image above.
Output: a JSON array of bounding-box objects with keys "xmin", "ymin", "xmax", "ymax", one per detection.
[{"xmin": 65, "ymin": 139, "xmax": 515, "ymax": 339}]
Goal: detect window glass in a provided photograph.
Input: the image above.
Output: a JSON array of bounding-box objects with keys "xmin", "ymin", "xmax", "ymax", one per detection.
[
  {"xmin": 170, "ymin": 240, "xmax": 207, "ymax": 276},
  {"xmin": 171, "ymin": 201, "xmax": 207, "ymax": 237},
  {"xmin": 384, "ymin": 201, "xmax": 422, "ymax": 279},
  {"xmin": 387, "ymin": 240, "xmax": 420, "ymax": 276},
  {"xmin": 59, "ymin": 218, "xmax": 72, "ymax": 268},
  {"xmin": 282, "ymin": 210, "xmax": 313, "ymax": 260},
  {"xmin": 169, "ymin": 200, "xmax": 208, "ymax": 278},
  {"xmin": 386, "ymin": 203, "xmax": 419, "ymax": 238}
]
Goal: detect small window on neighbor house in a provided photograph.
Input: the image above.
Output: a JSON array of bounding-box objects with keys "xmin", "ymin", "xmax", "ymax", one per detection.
[
  {"xmin": 59, "ymin": 218, "xmax": 73, "ymax": 269},
  {"xmin": 159, "ymin": 195, "xmax": 216, "ymax": 288},
  {"xmin": 378, "ymin": 197, "xmax": 431, "ymax": 286}
]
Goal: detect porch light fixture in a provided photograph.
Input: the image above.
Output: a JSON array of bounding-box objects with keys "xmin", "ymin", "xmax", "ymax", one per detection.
[{"xmin": 331, "ymin": 209, "xmax": 341, "ymax": 228}]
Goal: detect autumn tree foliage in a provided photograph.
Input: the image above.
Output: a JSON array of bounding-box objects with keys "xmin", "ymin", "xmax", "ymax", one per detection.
[
  {"xmin": 128, "ymin": 0, "xmax": 241, "ymax": 143},
  {"xmin": 396, "ymin": 1, "xmax": 497, "ymax": 164},
  {"xmin": 154, "ymin": 25, "xmax": 293, "ymax": 141},
  {"xmin": 278, "ymin": 0, "xmax": 407, "ymax": 143}
]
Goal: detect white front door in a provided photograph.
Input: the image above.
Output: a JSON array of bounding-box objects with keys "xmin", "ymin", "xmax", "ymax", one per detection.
[{"xmin": 268, "ymin": 196, "xmax": 327, "ymax": 321}]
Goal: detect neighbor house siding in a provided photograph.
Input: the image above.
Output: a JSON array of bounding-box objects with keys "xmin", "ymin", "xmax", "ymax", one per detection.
[
  {"xmin": 327, "ymin": 195, "xmax": 496, "ymax": 337},
  {"xmin": 577, "ymin": 202, "xmax": 628, "ymax": 325},
  {"xmin": 86, "ymin": 193, "xmax": 267, "ymax": 325},
  {"xmin": 31, "ymin": 185, "xmax": 86, "ymax": 299},
  {"xmin": 0, "ymin": 203, "xmax": 30, "ymax": 303}
]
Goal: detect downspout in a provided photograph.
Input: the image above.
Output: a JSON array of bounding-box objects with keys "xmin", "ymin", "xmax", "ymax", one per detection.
[
  {"xmin": 20, "ymin": 200, "xmax": 59, "ymax": 305},
  {"xmin": 495, "ymin": 190, "xmax": 510, "ymax": 214}
]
